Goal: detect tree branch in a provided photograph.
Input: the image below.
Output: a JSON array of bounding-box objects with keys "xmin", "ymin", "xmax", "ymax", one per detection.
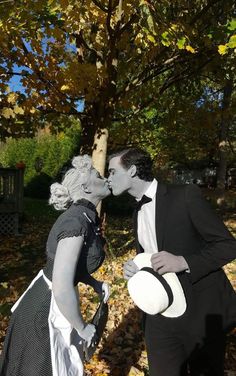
[
  {"xmin": 73, "ymin": 30, "xmax": 103, "ymax": 60},
  {"xmin": 91, "ymin": 0, "xmax": 108, "ymax": 12},
  {"xmin": 115, "ymin": 52, "xmax": 182, "ymax": 99},
  {"xmin": 106, "ymin": 0, "xmax": 114, "ymax": 37},
  {"xmin": 37, "ymin": 106, "xmax": 82, "ymax": 117},
  {"xmin": 159, "ymin": 56, "xmax": 214, "ymax": 94},
  {"xmin": 0, "ymin": 0, "xmax": 14, "ymax": 3},
  {"xmin": 0, "ymin": 71, "xmax": 29, "ymax": 77},
  {"xmin": 190, "ymin": 0, "xmax": 222, "ymax": 26},
  {"xmin": 117, "ymin": 12, "xmax": 139, "ymax": 36}
]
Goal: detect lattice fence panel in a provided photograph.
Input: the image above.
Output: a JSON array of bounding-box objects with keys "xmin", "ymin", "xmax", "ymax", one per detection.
[
  {"xmin": 0, "ymin": 168, "xmax": 24, "ymax": 234},
  {"xmin": 0, "ymin": 213, "xmax": 19, "ymax": 234}
]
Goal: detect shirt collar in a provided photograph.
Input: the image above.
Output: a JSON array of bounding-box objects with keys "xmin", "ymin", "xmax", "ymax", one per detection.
[
  {"xmin": 143, "ymin": 178, "xmax": 158, "ymax": 199},
  {"xmin": 136, "ymin": 178, "xmax": 158, "ymax": 201}
]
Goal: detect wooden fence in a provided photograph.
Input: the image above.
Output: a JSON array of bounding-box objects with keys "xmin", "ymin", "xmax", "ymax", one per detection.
[{"xmin": 0, "ymin": 168, "xmax": 24, "ymax": 234}]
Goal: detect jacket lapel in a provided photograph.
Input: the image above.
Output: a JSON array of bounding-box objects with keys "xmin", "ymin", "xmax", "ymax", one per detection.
[{"xmin": 155, "ymin": 183, "xmax": 168, "ymax": 251}]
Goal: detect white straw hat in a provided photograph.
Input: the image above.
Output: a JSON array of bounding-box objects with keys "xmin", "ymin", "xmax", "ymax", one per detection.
[{"xmin": 127, "ymin": 253, "xmax": 187, "ymax": 317}]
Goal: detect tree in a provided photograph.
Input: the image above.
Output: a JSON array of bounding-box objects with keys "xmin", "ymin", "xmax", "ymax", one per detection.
[{"xmin": 0, "ymin": 0, "xmax": 235, "ymax": 171}]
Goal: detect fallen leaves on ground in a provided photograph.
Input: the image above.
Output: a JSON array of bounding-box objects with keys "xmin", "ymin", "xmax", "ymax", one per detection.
[{"xmin": 0, "ymin": 213, "xmax": 236, "ymax": 375}]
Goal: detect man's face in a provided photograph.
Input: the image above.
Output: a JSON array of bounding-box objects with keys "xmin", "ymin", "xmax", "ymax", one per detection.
[{"xmin": 108, "ymin": 156, "xmax": 132, "ymax": 196}]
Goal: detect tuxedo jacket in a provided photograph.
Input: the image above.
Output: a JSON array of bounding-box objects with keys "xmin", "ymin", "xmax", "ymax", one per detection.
[{"xmin": 134, "ymin": 183, "xmax": 236, "ymax": 337}]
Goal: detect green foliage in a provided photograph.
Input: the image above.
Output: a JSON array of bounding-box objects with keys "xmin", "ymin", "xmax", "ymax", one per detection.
[
  {"xmin": 110, "ymin": 74, "xmax": 235, "ymax": 171},
  {"xmin": 0, "ymin": 132, "xmax": 79, "ymax": 195},
  {"xmin": 0, "ymin": 138, "xmax": 37, "ymax": 180}
]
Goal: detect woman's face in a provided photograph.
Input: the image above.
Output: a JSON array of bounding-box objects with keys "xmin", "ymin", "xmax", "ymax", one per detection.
[{"xmin": 86, "ymin": 168, "xmax": 111, "ymax": 199}]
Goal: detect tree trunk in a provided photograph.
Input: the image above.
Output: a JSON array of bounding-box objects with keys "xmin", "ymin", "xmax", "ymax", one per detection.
[
  {"xmin": 79, "ymin": 100, "xmax": 113, "ymax": 216},
  {"xmin": 79, "ymin": 116, "xmax": 97, "ymax": 154},
  {"xmin": 92, "ymin": 128, "xmax": 109, "ymax": 216},
  {"xmin": 79, "ymin": 99, "xmax": 113, "ymax": 154},
  {"xmin": 92, "ymin": 128, "xmax": 109, "ymax": 176},
  {"xmin": 217, "ymin": 79, "xmax": 233, "ymax": 192}
]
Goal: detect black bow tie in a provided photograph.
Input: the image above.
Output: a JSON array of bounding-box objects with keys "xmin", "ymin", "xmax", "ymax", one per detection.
[{"xmin": 136, "ymin": 195, "xmax": 152, "ymax": 211}]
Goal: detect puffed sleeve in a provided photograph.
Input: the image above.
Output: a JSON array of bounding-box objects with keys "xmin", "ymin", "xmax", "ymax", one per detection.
[{"xmin": 56, "ymin": 214, "xmax": 88, "ymax": 242}]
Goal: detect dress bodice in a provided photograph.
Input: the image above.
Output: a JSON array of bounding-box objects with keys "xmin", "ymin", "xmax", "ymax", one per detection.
[{"xmin": 44, "ymin": 200, "xmax": 106, "ymax": 282}]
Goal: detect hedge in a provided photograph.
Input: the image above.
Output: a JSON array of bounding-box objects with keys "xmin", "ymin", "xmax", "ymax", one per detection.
[{"xmin": 0, "ymin": 133, "xmax": 79, "ymax": 198}]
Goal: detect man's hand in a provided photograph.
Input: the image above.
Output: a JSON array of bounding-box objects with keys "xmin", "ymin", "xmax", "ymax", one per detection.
[
  {"xmin": 123, "ymin": 259, "xmax": 139, "ymax": 280},
  {"xmin": 151, "ymin": 251, "xmax": 189, "ymax": 275}
]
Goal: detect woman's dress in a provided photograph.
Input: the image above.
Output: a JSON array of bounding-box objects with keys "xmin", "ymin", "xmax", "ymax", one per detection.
[{"xmin": 0, "ymin": 200, "xmax": 106, "ymax": 376}]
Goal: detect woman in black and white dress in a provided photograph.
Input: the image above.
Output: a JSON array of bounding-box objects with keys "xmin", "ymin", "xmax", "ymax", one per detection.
[{"xmin": 0, "ymin": 155, "xmax": 110, "ymax": 376}]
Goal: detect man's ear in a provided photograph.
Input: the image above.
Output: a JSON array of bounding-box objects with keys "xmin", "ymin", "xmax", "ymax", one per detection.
[{"xmin": 128, "ymin": 165, "xmax": 137, "ymax": 178}]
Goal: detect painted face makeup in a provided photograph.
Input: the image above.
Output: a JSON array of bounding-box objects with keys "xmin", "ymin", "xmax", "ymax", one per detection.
[{"xmin": 107, "ymin": 156, "xmax": 132, "ymax": 196}]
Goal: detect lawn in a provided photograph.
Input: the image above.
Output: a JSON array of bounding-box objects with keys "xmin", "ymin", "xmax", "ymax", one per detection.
[{"xmin": 0, "ymin": 195, "xmax": 235, "ymax": 375}]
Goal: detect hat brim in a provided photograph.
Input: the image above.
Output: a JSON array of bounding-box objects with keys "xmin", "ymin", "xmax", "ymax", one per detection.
[{"xmin": 128, "ymin": 253, "xmax": 186, "ymax": 317}]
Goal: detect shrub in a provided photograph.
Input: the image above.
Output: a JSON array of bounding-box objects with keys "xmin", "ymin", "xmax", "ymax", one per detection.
[
  {"xmin": 0, "ymin": 133, "xmax": 79, "ymax": 198},
  {"xmin": 24, "ymin": 173, "xmax": 54, "ymax": 199}
]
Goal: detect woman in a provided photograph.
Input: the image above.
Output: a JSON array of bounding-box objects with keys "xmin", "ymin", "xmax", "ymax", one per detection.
[{"xmin": 0, "ymin": 155, "xmax": 110, "ymax": 376}]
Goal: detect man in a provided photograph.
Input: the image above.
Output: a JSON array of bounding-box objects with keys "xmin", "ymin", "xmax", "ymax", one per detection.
[{"xmin": 107, "ymin": 148, "xmax": 236, "ymax": 376}]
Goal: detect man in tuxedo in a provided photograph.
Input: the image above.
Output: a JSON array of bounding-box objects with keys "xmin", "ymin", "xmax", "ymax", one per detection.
[{"xmin": 107, "ymin": 148, "xmax": 236, "ymax": 376}]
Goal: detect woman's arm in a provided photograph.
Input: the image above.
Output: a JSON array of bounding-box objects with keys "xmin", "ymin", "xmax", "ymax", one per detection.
[
  {"xmin": 79, "ymin": 273, "xmax": 110, "ymax": 302},
  {"xmin": 52, "ymin": 236, "xmax": 95, "ymax": 344}
]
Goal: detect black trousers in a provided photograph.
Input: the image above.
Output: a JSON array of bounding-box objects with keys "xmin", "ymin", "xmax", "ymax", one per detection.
[{"xmin": 144, "ymin": 313, "xmax": 226, "ymax": 376}]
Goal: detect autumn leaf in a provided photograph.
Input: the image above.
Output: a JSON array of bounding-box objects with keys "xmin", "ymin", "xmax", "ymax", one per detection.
[
  {"xmin": 218, "ymin": 44, "xmax": 228, "ymax": 55},
  {"xmin": 1, "ymin": 107, "xmax": 15, "ymax": 119},
  {"xmin": 13, "ymin": 105, "xmax": 24, "ymax": 115},
  {"xmin": 185, "ymin": 45, "xmax": 196, "ymax": 53},
  {"xmin": 227, "ymin": 34, "xmax": 236, "ymax": 49},
  {"xmin": 60, "ymin": 84, "xmax": 70, "ymax": 91},
  {"xmin": 128, "ymin": 366, "xmax": 144, "ymax": 375},
  {"xmin": 147, "ymin": 34, "xmax": 156, "ymax": 44},
  {"xmin": 7, "ymin": 92, "xmax": 18, "ymax": 104}
]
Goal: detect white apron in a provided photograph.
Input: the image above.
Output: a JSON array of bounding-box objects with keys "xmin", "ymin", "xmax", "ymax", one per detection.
[{"xmin": 11, "ymin": 270, "xmax": 84, "ymax": 376}]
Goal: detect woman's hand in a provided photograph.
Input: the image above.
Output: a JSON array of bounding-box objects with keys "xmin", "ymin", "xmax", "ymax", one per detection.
[
  {"xmin": 101, "ymin": 282, "xmax": 110, "ymax": 303},
  {"xmin": 94, "ymin": 281, "xmax": 110, "ymax": 303},
  {"xmin": 79, "ymin": 323, "xmax": 96, "ymax": 347}
]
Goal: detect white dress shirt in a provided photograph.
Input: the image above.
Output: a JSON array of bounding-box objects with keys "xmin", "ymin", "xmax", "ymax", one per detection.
[{"xmin": 137, "ymin": 179, "xmax": 158, "ymax": 254}]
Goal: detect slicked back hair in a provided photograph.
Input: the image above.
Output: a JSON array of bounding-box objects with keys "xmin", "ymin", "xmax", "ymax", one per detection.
[{"xmin": 109, "ymin": 148, "xmax": 154, "ymax": 182}]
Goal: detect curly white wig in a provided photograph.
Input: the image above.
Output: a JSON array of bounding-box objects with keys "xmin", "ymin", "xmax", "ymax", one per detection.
[{"xmin": 49, "ymin": 155, "xmax": 93, "ymax": 210}]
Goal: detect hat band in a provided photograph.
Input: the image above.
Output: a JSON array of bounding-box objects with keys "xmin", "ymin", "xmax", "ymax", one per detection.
[{"xmin": 141, "ymin": 267, "xmax": 174, "ymax": 307}]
